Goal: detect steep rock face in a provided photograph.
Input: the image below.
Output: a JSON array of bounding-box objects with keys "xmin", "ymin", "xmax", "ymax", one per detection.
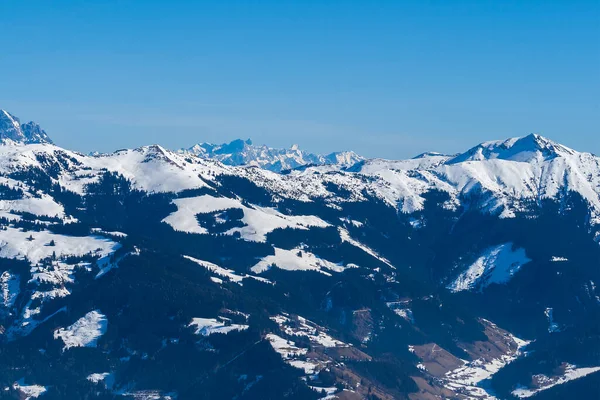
[{"xmin": 0, "ymin": 110, "xmax": 53, "ymax": 144}]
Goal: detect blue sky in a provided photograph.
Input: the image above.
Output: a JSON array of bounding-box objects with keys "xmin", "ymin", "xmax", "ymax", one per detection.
[{"xmin": 1, "ymin": 0, "xmax": 598, "ymax": 158}]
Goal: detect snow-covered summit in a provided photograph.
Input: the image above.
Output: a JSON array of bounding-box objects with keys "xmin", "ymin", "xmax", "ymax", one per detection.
[
  {"xmin": 180, "ymin": 138, "xmax": 363, "ymax": 172},
  {"xmin": 350, "ymin": 134, "xmax": 600, "ymax": 223},
  {"xmin": 448, "ymin": 133, "xmax": 576, "ymax": 164},
  {"xmin": 0, "ymin": 110, "xmax": 53, "ymax": 145}
]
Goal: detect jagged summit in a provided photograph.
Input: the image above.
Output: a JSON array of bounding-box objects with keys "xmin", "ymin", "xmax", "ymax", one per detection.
[
  {"xmin": 0, "ymin": 109, "xmax": 53, "ymax": 145},
  {"xmin": 181, "ymin": 138, "xmax": 363, "ymax": 172},
  {"xmin": 448, "ymin": 133, "xmax": 575, "ymax": 164}
]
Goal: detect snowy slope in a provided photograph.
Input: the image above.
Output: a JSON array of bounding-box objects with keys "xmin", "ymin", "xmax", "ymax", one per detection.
[
  {"xmin": 447, "ymin": 243, "xmax": 531, "ymax": 292},
  {"xmin": 250, "ymin": 247, "xmax": 348, "ymax": 275},
  {"xmin": 163, "ymin": 195, "xmax": 330, "ymax": 242},
  {"xmin": 54, "ymin": 310, "xmax": 108, "ymax": 350},
  {"xmin": 512, "ymin": 364, "xmax": 600, "ymax": 398},
  {"xmin": 354, "ymin": 134, "xmax": 600, "ymax": 223}
]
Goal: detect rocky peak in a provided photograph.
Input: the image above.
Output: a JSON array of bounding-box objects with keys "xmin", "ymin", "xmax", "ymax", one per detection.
[{"xmin": 0, "ymin": 110, "xmax": 53, "ymax": 145}]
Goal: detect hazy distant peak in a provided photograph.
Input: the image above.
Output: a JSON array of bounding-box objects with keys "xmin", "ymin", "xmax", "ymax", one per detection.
[{"xmin": 181, "ymin": 138, "xmax": 363, "ymax": 172}]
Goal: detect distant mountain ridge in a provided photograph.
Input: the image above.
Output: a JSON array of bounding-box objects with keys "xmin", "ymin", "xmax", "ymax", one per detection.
[
  {"xmin": 180, "ymin": 138, "xmax": 364, "ymax": 172},
  {"xmin": 2, "ymin": 110, "xmax": 600, "ymax": 229}
]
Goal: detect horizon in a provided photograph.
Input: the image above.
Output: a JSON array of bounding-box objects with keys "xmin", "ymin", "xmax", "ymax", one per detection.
[
  {"xmin": 2, "ymin": 1, "xmax": 599, "ymax": 159},
  {"xmin": 0, "ymin": 107, "xmax": 595, "ymax": 160}
]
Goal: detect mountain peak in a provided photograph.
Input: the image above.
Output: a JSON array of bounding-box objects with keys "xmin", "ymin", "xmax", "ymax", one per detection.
[
  {"xmin": 448, "ymin": 133, "xmax": 575, "ymax": 164},
  {"xmin": 0, "ymin": 109, "xmax": 53, "ymax": 145}
]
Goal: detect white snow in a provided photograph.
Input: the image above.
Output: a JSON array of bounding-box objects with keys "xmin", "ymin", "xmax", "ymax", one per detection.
[
  {"xmin": 309, "ymin": 385, "xmax": 338, "ymax": 397},
  {"xmin": 512, "ymin": 364, "xmax": 600, "ymax": 398},
  {"xmin": 393, "ymin": 308, "xmax": 415, "ymax": 324},
  {"xmin": 0, "ymin": 227, "xmax": 120, "ymax": 265},
  {"xmin": 270, "ymin": 314, "xmax": 349, "ymax": 348},
  {"xmin": 251, "ymin": 247, "xmax": 346, "ymax": 275},
  {"xmin": 340, "ymin": 217, "xmax": 363, "ymax": 227},
  {"xmin": 266, "ymin": 316, "xmax": 345, "ymax": 379},
  {"xmin": 1, "ymin": 270, "xmax": 19, "ymax": 308},
  {"xmin": 2, "ymin": 133, "xmax": 600, "ymax": 234},
  {"xmin": 188, "ymin": 317, "xmax": 249, "ymax": 336},
  {"xmin": 338, "ymin": 228, "xmax": 395, "ymax": 269},
  {"xmin": 91, "ymin": 228, "xmax": 127, "ymax": 238},
  {"xmin": 87, "ymin": 372, "xmax": 115, "ymax": 389},
  {"xmin": 54, "ymin": 310, "xmax": 107, "ymax": 350},
  {"xmin": 181, "ymin": 139, "xmax": 363, "ymax": 173},
  {"xmin": 0, "ymin": 228, "xmax": 119, "ymax": 339},
  {"xmin": 0, "ymin": 196, "xmax": 66, "ymax": 220},
  {"xmin": 66, "ymin": 145, "xmax": 213, "ymax": 194},
  {"xmin": 448, "ymin": 243, "xmax": 531, "ymax": 292},
  {"xmin": 266, "ymin": 333, "xmax": 308, "ymax": 358},
  {"xmin": 163, "ymin": 195, "xmax": 329, "ymax": 242},
  {"xmin": 441, "ymin": 320, "xmax": 530, "ymax": 397},
  {"xmin": 550, "ymin": 256, "xmax": 568, "ymax": 262},
  {"xmin": 289, "ymin": 359, "xmax": 322, "ymax": 374},
  {"xmin": 183, "ymin": 255, "xmax": 272, "ymax": 285},
  {"xmin": 12, "ymin": 379, "xmax": 46, "ymax": 399},
  {"xmin": 353, "ymin": 135, "xmax": 600, "ymax": 226}
]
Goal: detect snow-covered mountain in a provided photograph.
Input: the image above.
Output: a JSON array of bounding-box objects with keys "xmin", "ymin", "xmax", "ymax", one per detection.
[
  {"xmin": 0, "ymin": 110, "xmax": 599, "ymax": 400},
  {"xmin": 2, "ymin": 111, "xmax": 600, "ymax": 233},
  {"xmin": 353, "ymin": 133, "xmax": 600, "ymax": 225},
  {"xmin": 0, "ymin": 109, "xmax": 53, "ymax": 145},
  {"xmin": 180, "ymin": 138, "xmax": 363, "ymax": 172}
]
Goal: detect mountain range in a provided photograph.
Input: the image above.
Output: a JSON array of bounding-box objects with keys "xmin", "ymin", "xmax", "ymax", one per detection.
[
  {"xmin": 0, "ymin": 109, "xmax": 598, "ymax": 400},
  {"xmin": 180, "ymin": 139, "xmax": 363, "ymax": 172}
]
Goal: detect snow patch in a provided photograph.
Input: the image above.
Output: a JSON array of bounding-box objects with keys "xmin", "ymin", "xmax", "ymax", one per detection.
[
  {"xmin": 54, "ymin": 310, "xmax": 107, "ymax": 350},
  {"xmin": 266, "ymin": 333, "xmax": 308, "ymax": 359},
  {"xmin": 189, "ymin": 317, "xmax": 249, "ymax": 336},
  {"xmin": 163, "ymin": 195, "xmax": 329, "ymax": 242},
  {"xmin": 393, "ymin": 308, "xmax": 415, "ymax": 324},
  {"xmin": 338, "ymin": 228, "xmax": 394, "ymax": 269},
  {"xmin": 442, "ymin": 321, "xmax": 530, "ymax": 397},
  {"xmin": 251, "ymin": 247, "xmax": 346, "ymax": 275},
  {"xmin": 87, "ymin": 372, "xmax": 115, "ymax": 389},
  {"xmin": 270, "ymin": 314, "xmax": 349, "ymax": 348},
  {"xmin": 448, "ymin": 243, "xmax": 531, "ymax": 292},
  {"xmin": 1, "ymin": 270, "xmax": 20, "ymax": 308},
  {"xmin": 0, "ymin": 227, "xmax": 119, "ymax": 265},
  {"xmin": 550, "ymin": 256, "xmax": 568, "ymax": 262},
  {"xmin": 12, "ymin": 379, "xmax": 47, "ymax": 400},
  {"xmin": 512, "ymin": 364, "xmax": 600, "ymax": 398},
  {"xmin": 184, "ymin": 255, "xmax": 272, "ymax": 285}
]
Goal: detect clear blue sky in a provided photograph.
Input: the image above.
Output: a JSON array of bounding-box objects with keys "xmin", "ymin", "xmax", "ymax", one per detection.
[{"xmin": 1, "ymin": 0, "xmax": 599, "ymax": 158}]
